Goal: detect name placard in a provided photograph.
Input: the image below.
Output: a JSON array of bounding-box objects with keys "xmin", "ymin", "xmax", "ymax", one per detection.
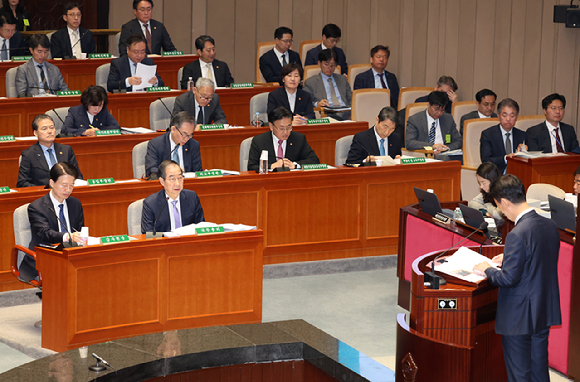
[
  {"xmin": 101, "ymin": 235, "xmax": 130, "ymax": 244},
  {"xmin": 0, "ymin": 186, "xmax": 10, "ymax": 194},
  {"xmin": 57, "ymin": 90, "xmax": 81, "ymax": 96},
  {"xmin": 147, "ymin": 86, "xmax": 171, "ymax": 93},
  {"xmin": 195, "ymin": 226, "xmax": 225, "ymax": 235},
  {"xmin": 88, "ymin": 178, "xmax": 115, "ymax": 185},
  {"xmin": 89, "ymin": 53, "xmax": 112, "ymax": 59},
  {"xmin": 96, "ymin": 129, "xmax": 121, "ymax": 136},
  {"xmin": 302, "ymin": 164, "xmax": 328, "ymax": 170},
  {"xmin": 0, "ymin": 135, "xmax": 15, "ymax": 142},
  {"xmin": 307, "ymin": 118, "xmax": 330, "ymax": 125},
  {"xmin": 401, "ymin": 157, "xmax": 426, "ymax": 164},
  {"xmin": 162, "ymin": 51, "xmax": 184, "ymax": 56},
  {"xmin": 231, "ymin": 82, "xmax": 254, "ymax": 88},
  {"xmin": 195, "ymin": 170, "xmax": 223, "ymax": 178},
  {"xmin": 12, "ymin": 56, "xmax": 32, "ymax": 62},
  {"xmin": 199, "ymin": 124, "xmax": 225, "ymax": 131}
]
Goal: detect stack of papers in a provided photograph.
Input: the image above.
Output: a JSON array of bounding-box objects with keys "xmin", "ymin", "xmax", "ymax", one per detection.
[
  {"xmin": 168, "ymin": 221, "xmax": 257, "ymax": 237},
  {"xmin": 430, "ymin": 246, "xmax": 500, "ymax": 283},
  {"xmin": 121, "ymin": 127, "xmax": 156, "ymax": 134}
]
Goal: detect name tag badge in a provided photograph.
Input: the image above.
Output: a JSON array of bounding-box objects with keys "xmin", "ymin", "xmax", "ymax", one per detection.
[
  {"xmin": 24, "ymin": 19, "xmax": 30, "ymax": 27},
  {"xmin": 445, "ymin": 134, "xmax": 451, "ymax": 144}
]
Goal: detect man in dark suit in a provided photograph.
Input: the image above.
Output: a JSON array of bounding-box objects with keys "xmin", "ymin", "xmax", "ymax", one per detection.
[
  {"xmin": 17, "ymin": 114, "xmax": 83, "ymax": 188},
  {"xmin": 0, "ymin": 14, "xmax": 26, "ymax": 60},
  {"xmin": 145, "ymin": 111, "xmax": 202, "ymax": 177},
  {"xmin": 50, "ymin": 3, "xmax": 96, "ymax": 59},
  {"xmin": 346, "ymin": 107, "xmax": 402, "ymax": 164},
  {"xmin": 474, "ymin": 174, "xmax": 561, "ymax": 382},
  {"xmin": 480, "ymin": 98, "xmax": 527, "ymax": 174},
  {"xmin": 247, "ymin": 107, "xmax": 319, "ymax": 171},
  {"xmin": 259, "ymin": 26, "xmax": 301, "ymax": 85},
  {"xmin": 107, "ymin": 34, "xmax": 164, "ymax": 92},
  {"xmin": 353, "ymin": 45, "xmax": 400, "ymax": 109},
  {"xmin": 61, "ymin": 85, "xmax": 120, "ymax": 136},
  {"xmin": 118, "ymin": 0, "xmax": 175, "ymax": 56},
  {"xmin": 180, "ymin": 35, "xmax": 234, "ymax": 89},
  {"xmin": 141, "ymin": 160, "xmax": 204, "ymax": 234},
  {"xmin": 526, "ymin": 93, "xmax": 579, "ymax": 153},
  {"xmin": 173, "ymin": 77, "xmax": 227, "ymax": 125},
  {"xmin": 460, "ymin": 88, "xmax": 498, "ymax": 135},
  {"xmin": 405, "ymin": 91, "xmax": 462, "ymax": 155},
  {"xmin": 415, "ymin": 75, "xmax": 458, "ymax": 114},
  {"xmin": 304, "ymin": 23, "xmax": 348, "ymax": 75}
]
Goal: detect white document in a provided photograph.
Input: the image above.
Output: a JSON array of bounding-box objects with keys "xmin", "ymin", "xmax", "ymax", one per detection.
[
  {"xmin": 74, "ymin": 179, "xmax": 88, "ymax": 187},
  {"xmin": 183, "ymin": 172, "xmax": 196, "ymax": 179},
  {"xmin": 438, "ymin": 149, "xmax": 463, "ymax": 156},
  {"xmin": 513, "ymin": 151, "xmax": 545, "ymax": 158},
  {"xmin": 121, "ymin": 127, "xmax": 156, "ymax": 134},
  {"xmin": 431, "ymin": 246, "xmax": 500, "ymax": 283},
  {"xmin": 133, "ymin": 63, "xmax": 158, "ymax": 91},
  {"xmin": 171, "ymin": 221, "xmax": 256, "ymax": 236},
  {"xmin": 116, "ymin": 179, "xmax": 141, "ymax": 184},
  {"xmin": 208, "ymin": 169, "xmax": 241, "ymax": 175},
  {"xmin": 221, "ymin": 223, "xmax": 257, "ymax": 231},
  {"xmin": 14, "ymin": 136, "xmax": 38, "ymax": 141}
]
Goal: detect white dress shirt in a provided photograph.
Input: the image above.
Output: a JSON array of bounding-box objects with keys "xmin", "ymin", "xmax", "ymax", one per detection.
[
  {"xmin": 286, "ymin": 89, "xmax": 297, "ymax": 113},
  {"xmin": 478, "ymin": 111, "xmax": 492, "ymax": 119},
  {"xmin": 273, "ymin": 47, "xmax": 288, "ymax": 66},
  {"xmin": 49, "ymin": 190, "xmax": 72, "ymax": 239},
  {"xmin": 546, "ymin": 120, "xmax": 565, "ymax": 153},
  {"xmin": 372, "ymin": 68, "xmax": 388, "ymax": 89}
]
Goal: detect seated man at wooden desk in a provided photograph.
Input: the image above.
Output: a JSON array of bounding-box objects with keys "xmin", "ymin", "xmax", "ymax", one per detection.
[
  {"xmin": 247, "ymin": 106, "xmax": 319, "ymax": 171},
  {"xmin": 172, "ymin": 77, "xmax": 227, "ymax": 126},
  {"xmin": 141, "ymin": 159, "xmax": 205, "ymax": 234}
]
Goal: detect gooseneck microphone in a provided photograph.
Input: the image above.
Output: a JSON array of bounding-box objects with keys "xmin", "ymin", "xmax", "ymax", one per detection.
[
  {"xmin": 89, "ymin": 353, "xmax": 116, "ymax": 373},
  {"xmin": 66, "ymin": 30, "xmax": 88, "ymax": 59},
  {"xmin": 47, "ymin": 205, "xmax": 79, "ymax": 248},
  {"xmin": 51, "ymin": 108, "xmax": 74, "ymax": 138},
  {"xmin": 352, "ymin": 138, "xmax": 377, "ymax": 166},
  {"xmin": 157, "ymin": 97, "xmax": 175, "ymax": 131},
  {"xmin": 146, "ymin": 197, "xmax": 169, "ymax": 238},
  {"xmin": 147, "ymin": 143, "xmax": 181, "ymax": 181},
  {"xmin": 273, "ymin": 155, "xmax": 290, "ymax": 172}
]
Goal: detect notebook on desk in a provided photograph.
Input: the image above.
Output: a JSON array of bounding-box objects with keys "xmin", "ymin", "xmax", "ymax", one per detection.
[
  {"xmin": 413, "ymin": 187, "xmax": 454, "ymax": 218},
  {"xmin": 548, "ymin": 195, "xmax": 576, "ymax": 233}
]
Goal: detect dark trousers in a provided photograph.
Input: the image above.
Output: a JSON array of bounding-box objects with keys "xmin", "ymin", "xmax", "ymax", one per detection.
[{"xmin": 502, "ymin": 328, "xmax": 550, "ymax": 382}]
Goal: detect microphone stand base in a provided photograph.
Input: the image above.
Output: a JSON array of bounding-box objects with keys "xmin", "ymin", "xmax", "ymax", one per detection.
[
  {"xmin": 272, "ymin": 167, "xmax": 290, "ymax": 172},
  {"xmin": 146, "ymin": 232, "xmax": 164, "ymax": 239},
  {"xmin": 360, "ymin": 161, "xmax": 377, "ymax": 167},
  {"xmin": 62, "ymin": 242, "xmax": 79, "ymax": 248},
  {"xmin": 89, "ymin": 364, "xmax": 106, "ymax": 372}
]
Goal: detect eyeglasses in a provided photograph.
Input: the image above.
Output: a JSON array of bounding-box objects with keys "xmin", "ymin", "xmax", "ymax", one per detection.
[
  {"xmin": 196, "ymin": 92, "xmax": 213, "ymax": 101},
  {"xmin": 175, "ymin": 127, "xmax": 193, "ymax": 140},
  {"xmin": 274, "ymin": 123, "xmax": 292, "ymax": 133},
  {"xmin": 549, "ymin": 106, "xmax": 564, "ymax": 111},
  {"xmin": 431, "ymin": 105, "xmax": 445, "ymax": 113},
  {"xmin": 137, "ymin": 7, "xmax": 152, "ymax": 12},
  {"xmin": 165, "ymin": 175, "xmax": 184, "ymax": 183},
  {"xmin": 280, "ymin": 39, "xmax": 293, "ymax": 44},
  {"xmin": 129, "ymin": 48, "xmax": 146, "ymax": 55},
  {"xmin": 66, "ymin": 12, "xmax": 82, "ymax": 18},
  {"xmin": 321, "ymin": 61, "xmax": 337, "ymax": 69}
]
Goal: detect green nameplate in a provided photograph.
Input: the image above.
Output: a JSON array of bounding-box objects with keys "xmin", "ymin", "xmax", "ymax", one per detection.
[
  {"xmin": 307, "ymin": 118, "xmax": 331, "ymax": 125},
  {"xmin": 303, "ymin": 164, "xmax": 328, "ymax": 170},
  {"xmin": 162, "ymin": 51, "xmax": 184, "ymax": 56},
  {"xmin": 57, "ymin": 90, "xmax": 81, "ymax": 96},
  {"xmin": 195, "ymin": 170, "xmax": 223, "ymax": 178},
  {"xmin": 96, "ymin": 129, "xmax": 121, "ymax": 136},
  {"xmin": 0, "ymin": 135, "xmax": 15, "ymax": 142},
  {"xmin": 0, "ymin": 186, "xmax": 10, "ymax": 194},
  {"xmin": 199, "ymin": 124, "xmax": 225, "ymax": 131},
  {"xmin": 147, "ymin": 86, "xmax": 171, "ymax": 92},
  {"xmin": 231, "ymin": 82, "xmax": 254, "ymax": 88},
  {"xmin": 12, "ymin": 56, "xmax": 32, "ymax": 62},
  {"xmin": 401, "ymin": 157, "xmax": 426, "ymax": 164},
  {"xmin": 89, "ymin": 53, "xmax": 112, "ymax": 59},
  {"xmin": 88, "ymin": 178, "xmax": 115, "ymax": 185},
  {"xmin": 101, "ymin": 235, "xmax": 130, "ymax": 244},
  {"xmin": 195, "ymin": 226, "xmax": 225, "ymax": 235}
]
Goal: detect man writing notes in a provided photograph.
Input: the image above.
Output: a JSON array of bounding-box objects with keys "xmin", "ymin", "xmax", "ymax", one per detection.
[
  {"xmin": 526, "ymin": 93, "xmax": 579, "ymax": 153},
  {"xmin": 0, "ymin": 14, "xmax": 26, "ymax": 60},
  {"xmin": 304, "ymin": 49, "xmax": 352, "ymax": 121},
  {"xmin": 173, "ymin": 77, "xmax": 227, "ymax": 126},
  {"xmin": 15, "ymin": 34, "xmax": 69, "ymax": 97},
  {"xmin": 480, "ymin": 98, "xmax": 527, "ymax": 174},
  {"xmin": 118, "ymin": 0, "xmax": 175, "ymax": 56},
  {"xmin": 180, "ymin": 35, "xmax": 234, "ymax": 89},
  {"xmin": 304, "ymin": 23, "xmax": 348, "ymax": 75},
  {"xmin": 17, "ymin": 114, "xmax": 83, "ymax": 188},
  {"xmin": 459, "ymin": 88, "xmax": 498, "ymax": 135},
  {"xmin": 145, "ymin": 111, "xmax": 202, "ymax": 177},
  {"xmin": 50, "ymin": 2, "xmax": 96, "ymax": 59},
  {"xmin": 247, "ymin": 107, "xmax": 319, "ymax": 171},
  {"xmin": 259, "ymin": 26, "xmax": 301, "ymax": 85},
  {"xmin": 141, "ymin": 160, "xmax": 205, "ymax": 234},
  {"xmin": 474, "ymin": 174, "xmax": 561, "ymax": 382},
  {"xmin": 353, "ymin": 45, "xmax": 399, "ymax": 109}
]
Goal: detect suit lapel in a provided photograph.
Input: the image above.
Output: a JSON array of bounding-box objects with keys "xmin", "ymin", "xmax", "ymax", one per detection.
[
  {"xmin": 333, "ymin": 74, "xmax": 347, "ymax": 101},
  {"xmin": 495, "ymin": 126, "xmax": 507, "ymax": 156},
  {"xmin": 368, "ymin": 127, "xmax": 380, "ymax": 153},
  {"xmin": 42, "ymin": 194, "xmax": 59, "ymax": 230},
  {"xmin": 33, "ymin": 143, "xmax": 50, "ymax": 170}
]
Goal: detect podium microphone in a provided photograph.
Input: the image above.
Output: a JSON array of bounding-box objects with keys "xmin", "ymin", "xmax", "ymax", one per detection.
[
  {"xmin": 157, "ymin": 97, "xmax": 174, "ymax": 131},
  {"xmin": 352, "ymin": 138, "xmax": 376, "ymax": 166},
  {"xmin": 65, "ymin": 30, "xmax": 88, "ymax": 59},
  {"xmin": 424, "ymin": 221, "xmax": 488, "ymax": 289},
  {"xmin": 273, "ymin": 155, "xmax": 290, "ymax": 172},
  {"xmin": 47, "ymin": 205, "xmax": 79, "ymax": 248},
  {"xmin": 147, "ymin": 144, "xmax": 180, "ymax": 181},
  {"xmin": 146, "ymin": 197, "xmax": 169, "ymax": 238},
  {"xmin": 89, "ymin": 353, "xmax": 116, "ymax": 373},
  {"xmin": 51, "ymin": 108, "xmax": 74, "ymax": 138}
]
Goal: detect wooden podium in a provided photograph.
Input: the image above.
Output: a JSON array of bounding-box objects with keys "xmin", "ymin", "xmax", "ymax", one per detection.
[
  {"xmin": 506, "ymin": 154, "xmax": 580, "ymax": 192},
  {"xmin": 36, "ymin": 230, "xmax": 263, "ymax": 352},
  {"xmin": 396, "ymin": 246, "xmax": 507, "ymax": 382}
]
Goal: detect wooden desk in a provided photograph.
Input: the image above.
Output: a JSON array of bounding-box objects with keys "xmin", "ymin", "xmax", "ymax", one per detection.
[
  {"xmin": 37, "ymin": 230, "xmax": 263, "ymax": 352},
  {"xmin": 507, "ymin": 154, "xmax": 580, "ymax": 192}
]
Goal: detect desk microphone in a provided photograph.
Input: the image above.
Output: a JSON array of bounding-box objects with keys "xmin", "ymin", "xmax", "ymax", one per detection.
[
  {"xmin": 0, "ymin": 45, "xmax": 29, "ymax": 60},
  {"xmin": 157, "ymin": 97, "xmax": 175, "ymax": 131},
  {"xmin": 424, "ymin": 221, "xmax": 488, "ymax": 289},
  {"xmin": 51, "ymin": 108, "xmax": 75, "ymax": 138},
  {"xmin": 147, "ymin": 143, "xmax": 181, "ymax": 180},
  {"xmin": 23, "ymin": 86, "xmax": 60, "ymax": 97},
  {"xmin": 273, "ymin": 155, "xmax": 290, "ymax": 172},
  {"xmin": 352, "ymin": 138, "xmax": 376, "ymax": 166},
  {"xmin": 65, "ymin": 30, "xmax": 88, "ymax": 59},
  {"xmin": 89, "ymin": 353, "xmax": 116, "ymax": 373},
  {"xmin": 146, "ymin": 197, "xmax": 169, "ymax": 238},
  {"xmin": 47, "ymin": 205, "xmax": 79, "ymax": 248}
]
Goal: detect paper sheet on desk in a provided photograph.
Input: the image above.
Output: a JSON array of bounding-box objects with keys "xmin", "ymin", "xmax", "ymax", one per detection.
[
  {"xmin": 133, "ymin": 63, "xmax": 158, "ymax": 91},
  {"xmin": 15, "ymin": 136, "xmax": 38, "ymax": 141},
  {"xmin": 437, "ymin": 149, "xmax": 463, "ymax": 156},
  {"xmin": 171, "ymin": 222, "xmax": 257, "ymax": 236},
  {"xmin": 121, "ymin": 127, "xmax": 156, "ymax": 134},
  {"xmin": 432, "ymin": 246, "xmax": 500, "ymax": 283},
  {"xmin": 208, "ymin": 169, "xmax": 240, "ymax": 175}
]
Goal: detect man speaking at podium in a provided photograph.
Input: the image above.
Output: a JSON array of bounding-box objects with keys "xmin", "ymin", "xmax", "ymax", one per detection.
[{"xmin": 474, "ymin": 174, "xmax": 561, "ymax": 382}]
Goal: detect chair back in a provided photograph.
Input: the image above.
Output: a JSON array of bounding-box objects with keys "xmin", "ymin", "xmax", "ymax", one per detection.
[
  {"xmin": 13, "ymin": 203, "xmax": 31, "ymax": 265},
  {"xmin": 239, "ymin": 137, "xmax": 254, "ymax": 172},
  {"xmin": 303, "ymin": 65, "xmax": 341, "ymax": 81},
  {"xmin": 347, "ymin": 64, "xmax": 371, "ymax": 91},
  {"xmin": 398, "ymin": 87, "xmax": 434, "ymax": 110},
  {"xmin": 403, "ymin": 102, "xmax": 429, "ymax": 140},
  {"xmin": 351, "ymin": 89, "xmax": 391, "ymax": 128},
  {"xmin": 256, "ymin": 41, "xmax": 276, "ymax": 82},
  {"xmin": 527, "ymin": 183, "xmax": 566, "ymax": 202},
  {"xmin": 452, "ymin": 101, "xmax": 478, "ymax": 132},
  {"xmin": 177, "ymin": 66, "xmax": 184, "ymax": 89},
  {"xmin": 462, "ymin": 118, "xmax": 499, "ymax": 170},
  {"xmin": 127, "ymin": 199, "xmax": 145, "ymax": 236},
  {"xmin": 132, "ymin": 141, "xmax": 149, "ymax": 179},
  {"xmin": 150, "ymin": 97, "xmax": 176, "ymax": 131},
  {"xmin": 96, "ymin": 63, "xmax": 111, "ymax": 89},
  {"xmin": 515, "ymin": 115, "xmax": 545, "ymax": 132},
  {"xmin": 114, "ymin": 32, "xmax": 121, "ymax": 56},
  {"xmin": 46, "ymin": 107, "xmax": 71, "ymax": 136},
  {"xmin": 300, "ymin": 40, "xmax": 322, "ymax": 66},
  {"xmin": 6, "ymin": 67, "xmax": 18, "ymax": 98},
  {"xmin": 249, "ymin": 92, "xmax": 269, "ymax": 124},
  {"xmin": 335, "ymin": 135, "xmax": 354, "ymax": 166},
  {"xmin": 47, "ymin": 32, "xmax": 55, "ymax": 59}
]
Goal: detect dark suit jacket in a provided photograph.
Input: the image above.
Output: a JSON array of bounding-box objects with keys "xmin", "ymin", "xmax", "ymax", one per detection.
[
  {"xmin": 179, "ymin": 59, "xmax": 234, "ymax": 89},
  {"xmin": 259, "ymin": 49, "xmax": 301, "ymax": 84},
  {"xmin": 267, "ymin": 87, "xmax": 315, "ymax": 120},
  {"xmin": 172, "ymin": 91, "xmax": 227, "ymax": 125},
  {"xmin": 3, "ymin": 31, "xmax": 26, "ymax": 57},
  {"xmin": 353, "ymin": 68, "xmax": 400, "ymax": 110},
  {"xmin": 0, "ymin": 7, "xmax": 30, "ymax": 32},
  {"xmin": 405, "ymin": 111, "xmax": 462, "ymax": 150},
  {"xmin": 17, "ymin": 142, "xmax": 83, "ymax": 187},
  {"xmin": 526, "ymin": 121, "xmax": 579, "ymax": 153},
  {"xmin": 485, "ymin": 210, "xmax": 561, "ymax": 335},
  {"xmin": 416, "ymin": 95, "xmax": 452, "ymax": 114},
  {"xmin": 141, "ymin": 189, "xmax": 205, "ymax": 233},
  {"xmin": 459, "ymin": 110, "xmax": 497, "ymax": 136},
  {"xmin": 145, "ymin": 132, "xmax": 202, "ymax": 176},
  {"xmin": 60, "ymin": 104, "xmax": 120, "ymax": 136},
  {"xmin": 304, "ymin": 45, "xmax": 348, "ymax": 75},
  {"xmin": 50, "ymin": 27, "xmax": 96, "ymax": 59},
  {"xmin": 346, "ymin": 126, "xmax": 402, "ymax": 164},
  {"xmin": 118, "ymin": 18, "xmax": 176, "ymax": 55},
  {"xmin": 247, "ymin": 131, "xmax": 319, "ymax": 171},
  {"xmin": 107, "ymin": 56, "xmax": 164, "ymax": 92},
  {"xmin": 480, "ymin": 125, "xmax": 526, "ymax": 173}
]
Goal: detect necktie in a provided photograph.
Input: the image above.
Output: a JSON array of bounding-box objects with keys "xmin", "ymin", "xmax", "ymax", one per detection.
[
  {"xmin": 196, "ymin": 105, "xmax": 204, "ymax": 125},
  {"xmin": 171, "ymin": 200, "xmax": 182, "ymax": 229},
  {"xmin": 47, "ymin": 148, "xmax": 57, "ymax": 167},
  {"xmin": 206, "ymin": 63, "xmax": 214, "ymax": 82},
  {"xmin": 554, "ymin": 128, "xmax": 564, "ymax": 153},
  {"xmin": 282, "ymin": 53, "xmax": 287, "ymax": 67},
  {"xmin": 38, "ymin": 65, "xmax": 49, "ymax": 92},
  {"xmin": 172, "ymin": 146, "xmax": 179, "ymax": 165},
  {"xmin": 505, "ymin": 132, "xmax": 512, "ymax": 155},
  {"xmin": 379, "ymin": 73, "xmax": 387, "ymax": 89},
  {"xmin": 327, "ymin": 77, "xmax": 340, "ymax": 106},
  {"xmin": 144, "ymin": 23, "xmax": 152, "ymax": 53},
  {"xmin": 1, "ymin": 39, "xmax": 7, "ymax": 61},
  {"xmin": 58, "ymin": 204, "xmax": 68, "ymax": 233},
  {"xmin": 428, "ymin": 121, "xmax": 436, "ymax": 144},
  {"xmin": 73, "ymin": 30, "xmax": 82, "ymax": 58},
  {"xmin": 277, "ymin": 139, "xmax": 283, "ymax": 160},
  {"xmin": 380, "ymin": 138, "xmax": 386, "ymax": 156}
]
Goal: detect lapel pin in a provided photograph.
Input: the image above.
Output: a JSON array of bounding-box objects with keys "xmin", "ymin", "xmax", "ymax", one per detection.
[
  {"xmin": 216, "ymin": 66, "xmax": 219, "ymax": 69},
  {"xmin": 290, "ymin": 143, "xmax": 293, "ymax": 145},
  {"xmin": 154, "ymin": 27, "xmax": 157, "ymax": 29},
  {"xmin": 298, "ymin": 98, "xmax": 301, "ymax": 101},
  {"xmin": 185, "ymin": 148, "xmax": 188, "ymax": 151},
  {"xmin": 59, "ymin": 152, "xmax": 63, "ymax": 155}
]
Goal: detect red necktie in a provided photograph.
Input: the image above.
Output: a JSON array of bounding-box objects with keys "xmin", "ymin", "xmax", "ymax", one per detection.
[
  {"xmin": 144, "ymin": 23, "xmax": 152, "ymax": 53},
  {"xmin": 554, "ymin": 128, "xmax": 564, "ymax": 153},
  {"xmin": 277, "ymin": 139, "xmax": 283, "ymax": 160}
]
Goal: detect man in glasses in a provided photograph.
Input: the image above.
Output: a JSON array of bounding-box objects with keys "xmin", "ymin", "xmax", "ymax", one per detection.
[
  {"xmin": 50, "ymin": 2, "xmax": 96, "ymax": 59},
  {"xmin": 141, "ymin": 159, "xmax": 205, "ymax": 234},
  {"xmin": 247, "ymin": 106, "xmax": 319, "ymax": 171},
  {"xmin": 0, "ymin": 15, "xmax": 26, "ymax": 60},
  {"xmin": 353, "ymin": 45, "xmax": 400, "ymax": 109},
  {"xmin": 259, "ymin": 26, "xmax": 302, "ymax": 85},
  {"xmin": 145, "ymin": 111, "xmax": 202, "ymax": 178},
  {"xmin": 173, "ymin": 77, "xmax": 227, "ymax": 126},
  {"xmin": 304, "ymin": 23, "xmax": 348, "ymax": 75}
]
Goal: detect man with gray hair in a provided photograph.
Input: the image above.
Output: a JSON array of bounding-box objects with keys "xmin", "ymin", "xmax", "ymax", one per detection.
[{"xmin": 172, "ymin": 77, "xmax": 227, "ymax": 126}]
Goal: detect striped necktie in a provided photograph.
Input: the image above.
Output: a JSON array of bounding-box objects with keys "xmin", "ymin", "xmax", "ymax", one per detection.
[{"xmin": 428, "ymin": 121, "xmax": 436, "ymax": 144}]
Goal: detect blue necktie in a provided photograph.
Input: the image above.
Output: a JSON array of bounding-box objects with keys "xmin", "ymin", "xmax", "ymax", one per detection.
[
  {"xmin": 172, "ymin": 147, "xmax": 179, "ymax": 165},
  {"xmin": 47, "ymin": 148, "xmax": 57, "ymax": 168},
  {"xmin": 58, "ymin": 204, "xmax": 68, "ymax": 233},
  {"xmin": 380, "ymin": 138, "xmax": 385, "ymax": 156},
  {"xmin": 172, "ymin": 200, "xmax": 182, "ymax": 229}
]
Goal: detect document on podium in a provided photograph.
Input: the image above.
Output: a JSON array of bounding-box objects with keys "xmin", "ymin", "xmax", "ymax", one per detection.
[{"xmin": 430, "ymin": 246, "xmax": 500, "ymax": 283}]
